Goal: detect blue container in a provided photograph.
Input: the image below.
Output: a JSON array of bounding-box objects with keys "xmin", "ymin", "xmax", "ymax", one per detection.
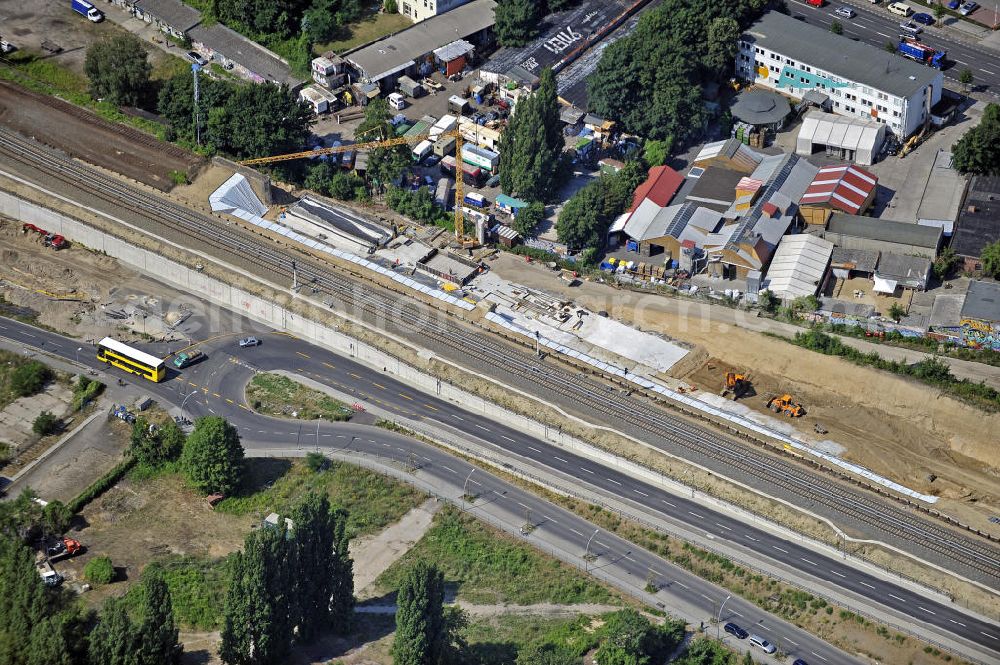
[
  {"xmin": 626, "ymin": 240, "xmax": 638, "ymax": 252},
  {"xmin": 671, "ymin": 260, "xmax": 678, "ymax": 269},
  {"xmin": 475, "ymin": 94, "xmax": 483, "ymax": 104}
]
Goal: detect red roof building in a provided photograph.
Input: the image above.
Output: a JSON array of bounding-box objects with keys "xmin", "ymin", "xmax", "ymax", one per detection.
[
  {"xmin": 629, "ymin": 165, "xmax": 684, "ymax": 212},
  {"xmin": 798, "ymin": 164, "xmax": 878, "ymax": 222}
]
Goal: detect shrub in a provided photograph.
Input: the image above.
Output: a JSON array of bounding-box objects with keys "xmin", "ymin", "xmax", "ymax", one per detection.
[
  {"xmin": 304, "ymin": 451, "xmax": 330, "ymax": 472},
  {"xmin": 84, "ymin": 555, "xmax": 115, "ymax": 584},
  {"xmin": 67, "ymin": 458, "xmax": 137, "ymax": 513},
  {"xmin": 11, "ymin": 361, "xmax": 52, "ymax": 397},
  {"xmin": 32, "ymin": 411, "xmax": 60, "ymax": 436}
]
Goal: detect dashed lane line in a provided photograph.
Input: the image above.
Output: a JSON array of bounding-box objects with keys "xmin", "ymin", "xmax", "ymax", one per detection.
[
  {"xmin": 527, "ymin": 446, "xmax": 542, "ymax": 453},
  {"xmin": 800, "ymin": 558, "xmax": 818, "ymax": 566},
  {"xmin": 398, "ymin": 393, "xmax": 414, "ymax": 401},
  {"xmin": 581, "ymin": 467, "xmax": 595, "ymax": 474},
  {"xmin": 634, "ymin": 489, "xmax": 649, "ymax": 497},
  {"xmin": 501, "ymin": 435, "xmax": 516, "ymax": 443},
  {"xmin": 440, "ymin": 465, "xmax": 458, "ymax": 474},
  {"xmin": 688, "ymin": 511, "xmax": 705, "ymax": 519},
  {"xmin": 295, "ymin": 351, "xmax": 310, "ymax": 359},
  {"xmin": 949, "ymin": 619, "xmax": 967, "ymax": 627},
  {"xmin": 773, "ymin": 545, "xmax": 789, "ymax": 554},
  {"xmin": 662, "ymin": 500, "xmax": 676, "ymax": 508},
  {"xmin": 830, "ymin": 570, "xmax": 847, "ymax": 578},
  {"xmin": 888, "ymin": 593, "xmax": 906, "ymax": 602},
  {"xmin": 475, "ymin": 424, "xmax": 490, "ymax": 431},
  {"xmin": 372, "ymin": 382, "xmax": 386, "ymax": 390},
  {"xmin": 322, "ymin": 362, "xmax": 335, "ymax": 369},
  {"xmin": 917, "ymin": 606, "xmax": 936, "ymax": 615},
  {"xmin": 860, "ymin": 581, "xmax": 876, "ymax": 590},
  {"xmin": 607, "ymin": 478, "xmax": 622, "ymax": 486},
  {"xmin": 569, "ymin": 528, "xmax": 585, "ymax": 537},
  {"xmin": 423, "ymin": 403, "xmax": 438, "ymax": 411},
  {"xmin": 716, "ymin": 523, "xmax": 731, "ymax": 531},
  {"xmin": 553, "ymin": 456, "xmax": 569, "ymax": 463}
]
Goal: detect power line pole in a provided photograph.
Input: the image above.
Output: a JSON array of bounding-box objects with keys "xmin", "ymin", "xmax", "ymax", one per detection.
[{"xmin": 191, "ymin": 63, "xmax": 202, "ymax": 146}]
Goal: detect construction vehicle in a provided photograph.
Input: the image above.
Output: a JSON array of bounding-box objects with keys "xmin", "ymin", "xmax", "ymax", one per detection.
[
  {"xmin": 720, "ymin": 372, "xmax": 752, "ymax": 400},
  {"xmin": 765, "ymin": 394, "xmax": 805, "ymax": 417},
  {"xmin": 46, "ymin": 537, "xmax": 84, "ymax": 561},
  {"xmin": 897, "ymin": 38, "xmax": 946, "ymax": 69},
  {"xmin": 238, "ymin": 129, "xmax": 474, "ymax": 244},
  {"xmin": 22, "ymin": 223, "xmax": 66, "ymax": 249},
  {"xmin": 36, "ymin": 559, "xmax": 63, "ymax": 587}
]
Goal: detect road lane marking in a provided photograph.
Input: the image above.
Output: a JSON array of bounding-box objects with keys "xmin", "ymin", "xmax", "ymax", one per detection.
[
  {"xmin": 543, "ymin": 515, "xmax": 558, "ymax": 524},
  {"xmin": 527, "ymin": 445, "xmax": 542, "ymax": 453},
  {"xmin": 800, "ymin": 558, "xmax": 818, "ymax": 566},
  {"xmin": 811, "ymin": 652, "xmax": 828, "ymax": 662},
  {"xmin": 773, "ymin": 546, "xmax": 789, "ymax": 554},
  {"xmin": 674, "ymin": 581, "xmax": 690, "ymax": 589},
  {"xmin": 830, "ymin": 570, "xmax": 846, "ymax": 578},
  {"xmin": 517, "ymin": 502, "xmax": 530, "ymax": 510},
  {"xmin": 744, "ymin": 534, "xmax": 758, "ymax": 542},
  {"xmin": 785, "ymin": 637, "xmax": 798, "ymax": 646},
  {"xmin": 981, "ymin": 631, "xmax": 998, "ymax": 640},
  {"xmin": 569, "ymin": 528, "xmax": 584, "ymax": 536},
  {"xmin": 553, "ymin": 456, "xmax": 568, "ymax": 463},
  {"xmin": 349, "ymin": 372, "xmax": 361, "ymax": 379},
  {"xmin": 917, "ymin": 606, "xmax": 935, "ymax": 615},
  {"xmin": 607, "ymin": 478, "xmax": 622, "ymax": 486},
  {"xmin": 662, "ymin": 500, "xmax": 676, "ymax": 508},
  {"xmin": 633, "ymin": 489, "xmax": 649, "ymax": 497},
  {"xmin": 716, "ymin": 523, "xmax": 731, "ymax": 531},
  {"xmin": 423, "ymin": 403, "xmax": 438, "ymax": 411},
  {"xmin": 372, "ymin": 382, "xmax": 386, "ymax": 389},
  {"xmin": 581, "ymin": 467, "xmax": 594, "ymax": 474},
  {"xmin": 296, "ymin": 351, "xmax": 310, "ymax": 359},
  {"xmin": 981, "ymin": 68, "xmax": 996, "ymax": 75},
  {"xmin": 322, "ymin": 362, "xmax": 335, "ymax": 369},
  {"xmin": 624, "ymin": 555, "xmax": 636, "ymax": 563},
  {"xmin": 953, "ymin": 59, "xmax": 967, "ymax": 64},
  {"xmin": 213, "ymin": 392, "xmax": 221, "ymax": 398},
  {"xmin": 860, "ymin": 581, "xmax": 876, "ymax": 589},
  {"xmin": 189, "ymin": 382, "xmax": 198, "ymax": 387},
  {"xmin": 451, "ymin": 414, "xmax": 464, "ymax": 421},
  {"xmin": 226, "ymin": 398, "xmax": 234, "ymax": 404},
  {"xmin": 502, "ymin": 435, "xmax": 516, "ymax": 443},
  {"xmin": 475, "ymin": 424, "xmax": 490, "ymax": 431},
  {"xmin": 888, "ymin": 593, "xmax": 906, "ymax": 602},
  {"xmin": 949, "ymin": 619, "xmax": 966, "ymax": 627},
  {"xmin": 688, "ymin": 511, "xmax": 704, "ymax": 519},
  {"xmin": 875, "ymin": 31, "xmax": 890, "ymax": 37},
  {"xmin": 398, "ymin": 393, "xmax": 414, "ymax": 401},
  {"xmin": 700, "ymin": 594, "xmax": 714, "ymax": 602},
  {"xmin": 440, "ymin": 465, "xmax": 457, "ymax": 474}
]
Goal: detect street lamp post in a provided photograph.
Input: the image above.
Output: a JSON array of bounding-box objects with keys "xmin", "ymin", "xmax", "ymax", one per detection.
[
  {"xmin": 717, "ymin": 594, "xmax": 732, "ymax": 639},
  {"xmin": 463, "ymin": 468, "xmax": 476, "ymax": 500},
  {"xmin": 585, "ymin": 529, "xmax": 599, "ymax": 560},
  {"xmin": 75, "ymin": 347, "xmax": 82, "ymax": 365},
  {"xmin": 180, "ymin": 390, "xmax": 195, "ymax": 422}
]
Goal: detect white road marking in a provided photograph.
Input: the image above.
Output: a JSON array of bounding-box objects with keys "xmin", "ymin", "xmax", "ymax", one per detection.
[
  {"xmin": 875, "ymin": 31, "xmax": 891, "ymax": 38},
  {"xmin": 553, "ymin": 456, "xmax": 569, "ymax": 463},
  {"xmin": 860, "ymin": 581, "xmax": 876, "ymax": 590},
  {"xmin": 607, "ymin": 478, "xmax": 622, "ymax": 486},
  {"xmin": 949, "ymin": 619, "xmax": 966, "ymax": 627},
  {"xmin": 501, "ymin": 435, "xmax": 516, "ymax": 443},
  {"xmin": 543, "ymin": 515, "xmax": 558, "ymax": 524},
  {"xmin": 451, "ymin": 414, "xmax": 463, "ymax": 420},
  {"xmin": 569, "ymin": 528, "xmax": 584, "ymax": 537},
  {"xmin": 527, "ymin": 445, "xmax": 541, "ymax": 453},
  {"xmin": 715, "ymin": 523, "xmax": 731, "ymax": 531},
  {"xmin": 21, "ymin": 332, "xmax": 35, "ymax": 338},
  {"xmin": 475, "ymin": 424, "xmax": 490, "ymax": 432},
  {"xmin": 674, "ymin": 581, "xmax": 690, "ymax": 590},
  {"xmin": 773, "ymin": 546, "xmax": 789, "ymax": 554},
  {"xmin": 441, "ymin": 465, "xmax": 457, "ymax": 474},
  {"xmin": 744, "ymin": 534, "xmax": 758, "ymax": 542},
  {"xmin": 917, "ymin": 606, "xmax": 935, "ymax": 615},
  {"xmin": 580, "ymin": 467, "xmax": 594, "ymax": 474},
  {"xmin": 980, "ymin": 68, "xmax": 996, "ymax": 75},
  {"xmin": 517, "ymin": 501, "xmax": 530, "ymax": 510},
  {"xmin": 624, "ymin": 555, "xmax": 636, "ymax": 563},
  {"xmin": 662, "ymin": 500, "xmax": 676, "ymax": 508},
  {"xmin": 701, "ymin": 594, "xmax": 714, "ymax": 602},
  {"xmin": 981, "ymin": 631, "xmax": 998, "ymax": 640},
  {"xmin": 811, "ymin": 652, "xmax": 829, "ymax": 662},
  {"xmin": 688, "ymin": 511, "xmax": 705, "ymax": 519},
  {"xmin": 730, "ymin": 611, "xmax": 741, "ymax": 618},
  {"xmin": 800, "ymin": 558, "xmax": 818, "ymax": 566},
  {"xmin": 953, "ymin": 59, "xmax": 967, "ymax": 64},
  {"xmin": 633, "ymin": 489, "xmax": 649, "ymax": 497},
  {"xmin": 888, "ymin": 593, "xmax": 906, "ymax": 602},
  {"xmin": 785, "ymin": 637, "xmax": 799, "ymax": 646},
  {"xmin": 830, "ymin": 570, "xmax": 847, "ymax": 578},
  {"xmin": 336, "ymin": 435, "xmax": 346, "ymax": 439}
]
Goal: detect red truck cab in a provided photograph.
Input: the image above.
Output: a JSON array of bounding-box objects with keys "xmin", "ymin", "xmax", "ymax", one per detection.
[{"xmin": 807, "ymin": 0, "xmax": 825, "ymax": 6}]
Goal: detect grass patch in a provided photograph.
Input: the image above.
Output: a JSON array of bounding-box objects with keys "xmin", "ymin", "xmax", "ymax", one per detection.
[
  {"xmin": 214, "ymin": 458, "xmax": 424, "ymax": 539},
  {"xmin": 246, "ymin": 372, "xmax": 353, "ymax": 421},
  {"xmin": 314, "ymin": 11, "xmax": 412, "ymax": 54},
  {"xmin": 462, "ymin": 613, "xmax": 604, "ymax": 665},
  {"xmin": 0, "ymin": 352, "xmax": 52, "ymax": 409},
  {"xmin": 376, "ymin": 506, "xmax": 621, "ymax": 605},
  {"xmin": 124, "ymin": 555, "xmax": 232, "ymax": 630}
]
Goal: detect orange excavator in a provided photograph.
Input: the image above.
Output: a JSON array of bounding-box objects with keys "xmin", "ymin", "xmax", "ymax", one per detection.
[
  {"xmin": 22, "ymin": 223, "xmax": 66, "ymax": 250},
  {"xmin": 46, "ymin": 537, "xmax": 84, "ymax": 561},
  {"xmin": 765, "ymin": 394, "xmax": 805, "ymax": 417},
  {"xmin": 720, "ymin": 372, "xmax": 752, "ymax": 400}
]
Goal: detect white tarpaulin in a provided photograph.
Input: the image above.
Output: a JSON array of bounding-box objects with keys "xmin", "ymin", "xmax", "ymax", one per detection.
[{"xmin": 873, "ymin": 277, "xmax": 898, "ymax": 294}]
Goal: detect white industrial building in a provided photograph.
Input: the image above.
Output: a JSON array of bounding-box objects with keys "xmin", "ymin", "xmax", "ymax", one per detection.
[
  {"xmin": 399, "ymin": 0, "xmax": 472, "ymax": 22},
  {"xmin": 736, "ymin": 12, "xmax": 942, "ymax": 137},
  {"xmin": 796, "ymin": 111, "xmax": 886, "ymax": 166}
]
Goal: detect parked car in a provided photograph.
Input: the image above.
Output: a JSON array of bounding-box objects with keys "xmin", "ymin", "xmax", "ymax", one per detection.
[
  {"xmin": 899, "ymin": 20, "xmax": 923, "ymax": 33},
  {"xmin": 485, "ymin": 174, "xmax": 501, "ymax": 188},
  {"xmin": 947, "ymin": 0, "xmax": 960, "ymax": 7},
  {"xmin": 835, "ymin": 6, "xmax": 856, "ymax": 16},
  {"xmin": 186, "ymin": 51, "xmax": 208, "ymax": 66},
  {"xmin": 792, "ymin": 660, "xmax": 810, "ymax": 665},
  {"xmin": 913, "ymin": 12, "xmax": 935, "ymax": 24},
  {"xmin": 960, "ymin": 1, "xmax": 979, "ymax": 14},
  {"xmin": 424, "ymin": 154, "xmax": 441, "ymax": 167},
  {"xmin": 238, "ymin": 336, "xmax": 260, "ymax": 348},
  {"xmin": 724, "ymin": 623, "xmax": 748, "ymax": 639},
  {"xmin": 748, "ymin": 635, "xmax": 777, "ymax": 654}
]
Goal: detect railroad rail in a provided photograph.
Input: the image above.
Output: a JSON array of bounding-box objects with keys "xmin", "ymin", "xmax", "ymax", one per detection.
[{"xmin": 1, "ymin": 127, "xmax": 998, "ymax": 584}]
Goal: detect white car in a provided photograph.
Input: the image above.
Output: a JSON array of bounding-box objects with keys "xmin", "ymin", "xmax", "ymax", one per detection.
[
  {"xmin": 748, "ymin": 635, "xmax": 777, "ymax": 654},
  {"xmin": 835, "ymin": 6, "xmax": 856, "ymax": 17},
  {"xmin": 238, "ymin": 336, "xmax": 260, "ymax": 348},
  {"xmin": 899, "ymin": 20, "xmax": 922, "ymax": 34}
]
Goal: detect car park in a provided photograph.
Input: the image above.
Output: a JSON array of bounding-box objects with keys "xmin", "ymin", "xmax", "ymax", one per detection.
[
  {"xmin": 899, "ymin": 20, "xmax": 923, "ymax": 33},
  {"xmin": 748, "ymin": 634, "xmax": 777, "ymax": 654},
  {"xmin": 724, "ymin": 622, "xmax": 748, "ymax": 639},
  {"xmin": 913, "ymin": 12, "xmax": 935, "ymax": 24},
  {"xmin": 238, "ymin": 337, "xmax": 260, "ymax": 348},
  {"xmin": 960, "ymin": 1, "xmax": 979, "ymax": 14},
  {"xmin": 835, "ymin": 6, "xmax": 856, "ymax": 17},
  {"xmin": 186, "ymin": 51, "xmax": 208, "ymax": 66}
]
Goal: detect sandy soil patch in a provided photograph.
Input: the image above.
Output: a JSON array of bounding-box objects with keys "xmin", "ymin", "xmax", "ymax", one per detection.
[{"xmin": 352, "ymin": 498, "xmax": 440, "ymax": 598}]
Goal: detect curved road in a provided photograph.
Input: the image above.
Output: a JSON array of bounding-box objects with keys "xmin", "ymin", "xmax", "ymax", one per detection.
[{"xmin": 1, "ymin": 317, "xmax": 996, "ymax": 660}]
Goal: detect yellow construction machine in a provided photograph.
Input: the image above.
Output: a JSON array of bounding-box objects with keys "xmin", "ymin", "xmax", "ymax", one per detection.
[
  {"xmin": 765, "ymin": 394, "xmax": 805, "ymax": 417},
  {"xmin": 720, "ymin": 372, "xmax": 752, "ymax": 400}
]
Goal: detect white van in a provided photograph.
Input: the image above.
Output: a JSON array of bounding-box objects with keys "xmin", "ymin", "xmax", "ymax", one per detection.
[
  {"xmin": 411, "ymin": 140, "xmax": 433, "ymax": 163},
  {"xmin": 387, "ymin": 92, "xmax": 407, "ymax": 110},
  {"xmin": 887, "ymin": 2, "xmax": 912, "ymax": 15},
  {"xmin": 748, "ymin": 635, "xmax": 777, "ymax": 654}
]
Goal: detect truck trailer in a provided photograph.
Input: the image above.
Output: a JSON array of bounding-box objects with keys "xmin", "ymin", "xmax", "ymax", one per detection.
[
  {"xmin": 897, "ymin": 38, "xmax": 945, "ymax": 68},
  {"xmin": 461, "ymin": 144, "xmax": 499, "ymax": 174},
  {"xmin": 71, "ymin": 0, "xmax": 104, "ymax": 22}
]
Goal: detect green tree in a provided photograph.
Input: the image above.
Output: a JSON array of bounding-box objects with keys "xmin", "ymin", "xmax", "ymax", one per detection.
[
  {"xmin": 499, "ymin": 68, "xmax": 564, "ymax": 202},
  {"xmin": 757, "ymin": 289, "xmax": 779, "ymax": 314},
  {"xmin": 0, "ymin": 532, "xmax": 54, "ymax": 664},
  {"xmin": 305, "ymin": 161, "xmax": 335, "ymax": 195},
  {"xmin": 220, "ymin": 524, "xmax": 292, "ymax": 665},
  {"xmin": 676, "ymin": 637, "xmax": 734, "ymax": 665},
  {"xmin": 959, "ymin": 68, "xmax": 974, "ymax": 91},
  {"xmin": 40, "ymin": 501, "xmax": 72, "ymax": 540},
  {"xmin": 705, "ymin": 17, "xmax": 742, "ymax": 74},
  {"xmin": 84, "ymin": 34, "xmax": 152, "ymax": 106},
  {"xmin": 32, "ymin": 411, "xmax": 60, "ymax": 437},
  {"xmin": 26, "ymin": 614, "xmax": 74, "ymax": 665},
  {"xmin": 884, "ymin": 40, "xmax": 897, "ymax": 53},
  {"xmin": 385, "ymin": 0, "xmax": 398, "ymax": 12},
  {"xmin": 494, "ymin": 0, "xmax": 541, "ymax": 47},
  {"xmin": 830, "ymin": 20, "xmax": 843, "ymax": 34},
  {"xmin": 304, "ymin": 451, "xmax": 330, "ymax": 472},
  {"xmin": 10, "ymin": 361, "xmax": 51, "ymax": 397},
  {"xmin": 330, "ymin": 171, "xmax": 359, "ymax": 200},
  {"xmin": 136, "ymin": 566, "xmax": 182, "ymax": 665},
  {"xmin": 594, "ymin": 610, "xmax": 685, "ymax": 665},
  {"xmin": 555, "ymin": 181, "xmax": 606, "ymax": 250},
  {"xmin": 742, "ymin": 651, "xmax": 755, "ymax": 665},
  {"xmin": 512, "ymin": 201, "xmax": 545, "ymax": 238},
  {"xmin": 933, "ymin": 245, "xmax": 959, "ymax": 280},
  {"xmin": 357, "ymin": 98, "xmax": 410, "ymax": 191},
  {"xmin": 181, "ymin": 416, "xmax": 245, "ymax": 495},
  {"xmin": 642, "ymin": 139, "xmax": 672, "ymax": 166},
  {"xmin": 953, "ymin": 103, "xmax": 1000, "ymax": 175},
  {"xmin": 933, "ymin": 3, "xmax": 945, "ymax": 20},
  {"xmin": 888, "ymin": 302, "xmax": 907, "ymax": 322},
  {"xmin": 88, "ymin": 598, "xmax": 137, "ymax": 665},
  {"xmin": 206, "ymin": 83, "xmax": 313, "ymax": 159},
  {"xmin": 515, "ymin": 643, "xmax": 582, "ymax": 665},
  {"xmin": 982, "ymin": 240, "xmax": 1000, "ymax": 277},
  {"xmin": 392, "ymin": 561, "xmax": 446, "ymax": 665},
  {"xmin": 84, "ymin": 555, "xmax": 115, "ymax": 584},
  {"xmin": 601, "ymin": 161, "xmax": 647, "ymax": 218}
]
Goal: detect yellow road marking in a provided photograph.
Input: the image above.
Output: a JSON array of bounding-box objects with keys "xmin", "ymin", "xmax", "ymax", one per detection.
[
  {"xmin": 239, "ymin": 404, "xmax": 250, "ymax": 411},
  {"xmin": 423, "ymin": 403, "xmax": 439, "ymax": 411},
  {"xmin": 296, "ymin": 351, "xmax": 310, "ymax": 359},
  {"xmin": 188, "ymin": 382, "xmax": 198, "ymax": 388},
  {"xmin": 349, "ymin": 372, "xmax": 362, "ymax": 379},
  {"xmin": 322, "ymin": 362, "xmax": 336, "ymax": 369},
  {"xmin": 398, "ymin": 393, "xmax": 414, "ymax": 401},
  {"xmin": 226, "ymin": 398, "xmax": 234, "ymax": 404},
  {"xmin": 213, "ymin": 393, "xmax": 221, "ymax": 398},
  {"xmin": 372, "ymin": 382, "xmax": 386, "ymax": 390}
]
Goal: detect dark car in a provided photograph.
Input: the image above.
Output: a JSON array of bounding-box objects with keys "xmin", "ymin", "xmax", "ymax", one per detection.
[
  {"xmin": 186, "ymin": 51, "xmax": 208, "ymax": 66},
  {"xmin": 724, "ymin": 622, "xmax": 748, "ymax": 639},
  {"xmin": 793, "ymin": 660, "xmax": 810, "ymax": 665},
  {"xmin": 913, "ymin": 12, "xmax": 935, "ymax": 24},
  {"xmin": 947, "ymin": 0, "xmax": 960, "ymax": 7},
  {"xmin": 424, "ymin": 154, "xmax": 441, "ymax": 167}
]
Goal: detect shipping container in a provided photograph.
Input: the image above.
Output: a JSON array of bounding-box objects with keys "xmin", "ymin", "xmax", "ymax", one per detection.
[
  {"xmin": 448, "ymin": 95, "xmax": 470, "ymax": 115},
  {"xmin": 462, "ymin": 164, "xmax": 485, "ymax": 187},
  {"xmin": 463, "ymin": 192, "xmax": 487, "ymax": 208},
  {"xmin": 433, "ymin": 135, "xmax": 456, "ymax": 157},
  {"xmin": 461, "ymin": 144, "xmax": 500, "ymax": 173},
  {"xmin": 435, "ymin": 178, "xmax": 453, "ymax": 210},
  {"xmin": 398, "ymin": 75, "xmax": 424, "ymax": 98}
]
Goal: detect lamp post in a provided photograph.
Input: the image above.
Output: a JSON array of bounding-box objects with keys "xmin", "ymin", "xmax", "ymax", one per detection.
[
  {"xmin": 180, "ymin": 390, "xmax": 195, "ymax": 423},
  {"xmin": 75, "ymin": 346, "xmax": 82, "ymax": 365},
  {"xmin": 717, "ymin": 594, "xmax": 732, "ymax": 639},
  {"xmin": 584, "ymin": 528, "xmax": 599, "ymax": 571},
  {"xmin": 463, "ymin": 468, "xmax": 476, "ymax": 500}
]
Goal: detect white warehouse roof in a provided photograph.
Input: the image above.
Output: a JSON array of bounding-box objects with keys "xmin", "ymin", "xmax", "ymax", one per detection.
[
  {"xmin": 796, "ymin": 111, "xmax": 886, "ymax": 166},
  {"xmin": 763, "ymin": 234, "xmax": 834, "ymax": 300}
]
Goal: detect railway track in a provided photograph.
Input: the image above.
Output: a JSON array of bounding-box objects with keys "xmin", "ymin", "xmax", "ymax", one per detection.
[{"xmin": 2, "ymin": 127, "xmax": 998, "ymax": 584}]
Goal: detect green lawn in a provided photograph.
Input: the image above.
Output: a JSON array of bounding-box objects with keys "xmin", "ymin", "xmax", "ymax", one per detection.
[
  {"xmin": 214, "ymin": 459, "xmax": 425, "ymax": 539},
  {"xmin": 314, "ymin": 11, "xmax": 412, "ymax": 55},
  {"xmin": 125, "ymin": 556, "xmax": 232, "ymax": 630},
  {"xmin": 246, "ymin": 373, "xmax": 354, "ymax": 422},
  {"xmin": 461, "ymin": 614, "xmax": 604, "ymax": 665},
  {"xmin": 376, "ymin": 507, "xmax": 622, "ymax": 605}
]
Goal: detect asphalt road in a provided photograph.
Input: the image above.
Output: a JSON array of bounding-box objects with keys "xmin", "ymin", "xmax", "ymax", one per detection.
[
  {"xmin": 1, "ymin": 316, "xmax": 996, "ymax": 659},
  {"xmin": 785, "ymin": 0, "xmax": 1000, "ymax": 93}
]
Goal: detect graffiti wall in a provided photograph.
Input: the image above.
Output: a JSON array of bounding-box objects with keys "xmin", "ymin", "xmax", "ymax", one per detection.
[{"xmin": 961, "ymin": 317, "xmax": 1000, "ymax": 351}]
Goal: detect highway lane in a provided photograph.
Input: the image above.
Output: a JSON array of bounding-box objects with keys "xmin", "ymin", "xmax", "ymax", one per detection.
[
  {"xmin": 785, "ymin": 0, "xmax": 1000, "ymax": 93},
  {"xmin": 2, "ymin": 316, "xmax": 997, "ymax": 658}
]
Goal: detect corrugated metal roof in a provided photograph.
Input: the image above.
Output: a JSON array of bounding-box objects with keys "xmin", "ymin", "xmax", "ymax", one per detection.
[
  {"xmin": 827, "ymin": 213, "xmax": 941, "ymax": 249},
  {"xmin": 799, "ymin": 164, "xmax": 877, "ymax": 215},
  {"xmin": 764, "ymin": 234, "xmax": 834, "ymax": 299},
  {"xmin": 629, "ymin": 165, "xmax": 684, "ymax": 211}
]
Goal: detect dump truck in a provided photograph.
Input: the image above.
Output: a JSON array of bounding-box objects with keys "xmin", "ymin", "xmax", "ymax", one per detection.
[
  {"xmin": 172, "ymin": 350, "xmax": 203, "ymax": 369},
  {"xmin": 720, "ymin": 372, "xmax": 752, "ymax": 400},
  {"xmin": 46, "ymin": 537, "xmax": 84, "ymax": 561},
  {"xmin": 765, "ymin": 394, "xmax": 805, "ymax": 417},
  {"xmin": 897, "ymin": 38, "xmax": 946, "ymax": 69}
]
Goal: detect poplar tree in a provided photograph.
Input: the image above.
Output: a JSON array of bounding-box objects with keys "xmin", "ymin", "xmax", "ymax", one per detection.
[
  {"xmin": 0, "ymin": 533, "xmax": 51, "ymax": 665},
  {"xmin": 498, "ymin": 68, "xmax": 564, "ymax": 203},
  {"xmin": 88, "ymin": 598, "xmax": 138, "ymax": 665},
  {"xmin": 392, "ymin": 561, "xmax": 446, "ymax": 665},
  {"xmin": 136, "ymin": 567, "xmax": 181, "ymax": 665}
]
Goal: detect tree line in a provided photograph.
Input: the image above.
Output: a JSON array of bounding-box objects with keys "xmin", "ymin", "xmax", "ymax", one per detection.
[{"xmin": 495, "ymin": 0, "xmax": 584, "ymax": 47}]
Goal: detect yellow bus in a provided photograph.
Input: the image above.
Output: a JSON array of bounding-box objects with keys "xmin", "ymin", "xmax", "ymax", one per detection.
[{"xmin": 97, "ymin": 337, "xmax": 166, "ymax": 382}]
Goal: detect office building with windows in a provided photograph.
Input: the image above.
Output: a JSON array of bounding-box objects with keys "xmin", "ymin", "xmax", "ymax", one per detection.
[{"xmin": 735, "ymin": 12, "xmax": 942, "ymax": 137}]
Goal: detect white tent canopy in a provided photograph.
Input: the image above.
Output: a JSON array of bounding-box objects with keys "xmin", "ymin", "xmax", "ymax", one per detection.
[
  {"xmin": 796, "ymin": 111, "xmax": 886, "ymax": 166},
  {"xmin": 763, "ymin": 234, "xmax": 834, "ymax": 300},
  {"xmin": 873, "ymin": 277, "xmax": 898, "ymax": 294}
]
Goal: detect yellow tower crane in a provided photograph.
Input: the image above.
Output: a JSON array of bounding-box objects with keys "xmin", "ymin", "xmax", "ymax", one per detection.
[{"xmin": 239, "ymin": 130, "xmax": 470, "ymax": 242}]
